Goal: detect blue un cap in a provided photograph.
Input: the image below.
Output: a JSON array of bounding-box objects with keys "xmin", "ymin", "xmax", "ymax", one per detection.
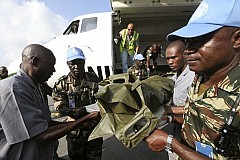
[
  {"xmin": 134, "ymin": 54, "xmax": 145, "ymax": 61},
  {"xmin": 67, "ymin": 47, "xmax": 85, "ymax": 61},
  {"xmin": 167, "ymin": 0, "xmax": 240, "ymax": 42}
]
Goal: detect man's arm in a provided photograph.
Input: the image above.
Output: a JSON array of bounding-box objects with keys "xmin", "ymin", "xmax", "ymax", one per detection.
[
  {"xmin": 34, "ymin": 112, "xmax": 99, "ymax": 145},
  {"xmin": 164, "ymin": 106, "xmax": 184, "ymax": 124},
  {"xmin": 146, "ymin": 54, "xmax": 151, "ymax": 69},
  {"xmin": 146, "ymin": 129, "xmax": 210, "ymax": 160},
  {"xmin": 135, "ymin": 34, "xmax": 140, "ymax": 54}
]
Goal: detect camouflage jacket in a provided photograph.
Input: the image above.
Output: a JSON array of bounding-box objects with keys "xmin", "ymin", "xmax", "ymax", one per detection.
[
  {"xmin": 127, "ymin": 64, "xmax": 148, "ymax": 80},
  {"xmin": 182, "ymin": 62, "xmax": 240, "ymax": 160},
  {"xmin": 52, "ymin": 72, "xmax": 98, "ymax": 122}
]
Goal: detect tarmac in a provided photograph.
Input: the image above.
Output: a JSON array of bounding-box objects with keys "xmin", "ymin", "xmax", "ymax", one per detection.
[{"xmin": 49, "ymin": 98, "xmax": 173, "ymax": 160}]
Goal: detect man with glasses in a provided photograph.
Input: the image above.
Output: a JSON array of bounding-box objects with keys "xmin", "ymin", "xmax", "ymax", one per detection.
[
  {"xmin": 146, "ymin": 0, "xmax": 240, "ymax": 159},
  {"xmin": 117, "ymin": 23, "xmax": 140, "ymax": 73}
]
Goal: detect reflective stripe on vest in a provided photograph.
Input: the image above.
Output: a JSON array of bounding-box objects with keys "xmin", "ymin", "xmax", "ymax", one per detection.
[{"xmin": 120, "ymin": 29, "xmax": 139, "ymax": 55}]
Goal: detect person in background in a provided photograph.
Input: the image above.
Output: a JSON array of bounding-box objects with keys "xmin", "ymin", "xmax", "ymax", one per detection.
[
  {"xmin": 146, "ymin": 0, "xmax": 240, "ymax": 159},
  {"xmin": 165, "ymin": 40, "xmax": 195, "ymax": 160},
  {"xmin": 127, "ymin": 53, "xmax": 148, "ymax": 80},
  {"xmin": 0, "ymin": 66, "xmax": 8, "ymax": 80},
  {"xmin": 117, "ymin": 23, "xmax": 140, "ymax": 73},
  {"xmin": 0, "ymin": 44, "xmax": 99, "ymax": 160},
  {"xmin": 70, "ymin": 21, "xmax": 79, "ymax": 34},
  {"xmin": 52, "ymin": 47, "xmax": 103, "ymax": 160},
  {"xmin": 166, "ymin": 40, "xmax": 195, "ymax": 107},
  {"xmin": 143, "ymin": 43, "xmax": 161, "ymax": 75}
]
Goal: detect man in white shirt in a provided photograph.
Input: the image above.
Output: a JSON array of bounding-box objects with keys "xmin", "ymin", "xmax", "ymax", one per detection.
[{"xmin": 165, "ymin": 40, "xmax": 195, "ymax": 159}]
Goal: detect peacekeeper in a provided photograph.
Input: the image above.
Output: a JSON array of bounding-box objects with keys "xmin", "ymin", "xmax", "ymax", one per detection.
[
  {"xmin": 127, "ymin": 53, "xmax": 148, "ymax": 80},
  {"xmin": 146, "ymin": 0, "xmax": 240, "ymax": 159},
  {"xmin": 52, "ymin": 47, "xmax": 103, "ymax": 160}
]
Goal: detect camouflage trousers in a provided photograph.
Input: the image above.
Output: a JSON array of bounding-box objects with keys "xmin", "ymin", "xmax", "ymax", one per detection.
[{"xmin": 66, "ymin": 131, "xmax": 103, "ymax": 160}]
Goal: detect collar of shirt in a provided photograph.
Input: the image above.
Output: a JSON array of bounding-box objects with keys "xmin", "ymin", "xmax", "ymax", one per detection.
[{"xmin": 189, "ymin": 62, "xmax": 240, "ymax": 101}]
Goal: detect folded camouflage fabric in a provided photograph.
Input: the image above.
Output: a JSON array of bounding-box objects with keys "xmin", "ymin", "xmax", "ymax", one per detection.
[{"xmin": 88, "ymin": 73, "xmax": 174, "ymax": 149}]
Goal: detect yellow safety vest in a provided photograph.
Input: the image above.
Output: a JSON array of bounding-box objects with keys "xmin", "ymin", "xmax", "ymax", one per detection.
[{"xmin": 120, "ymin": 29, "xmax": 139, "ymax": 55}]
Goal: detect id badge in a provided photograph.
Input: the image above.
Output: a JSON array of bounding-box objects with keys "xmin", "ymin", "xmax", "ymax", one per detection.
[{"xmin": 195, "ymin": 141, "xmax": 213, "ymax": 159}]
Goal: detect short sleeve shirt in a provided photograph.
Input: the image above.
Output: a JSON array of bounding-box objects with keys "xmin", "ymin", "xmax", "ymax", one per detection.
[
  {"xmin": 0, "ymin": 70, "xmax": 52, "ymax": 160},
  {"xmin": 171, "ymin": 65, "xmax": 195, "ymax": 106}
]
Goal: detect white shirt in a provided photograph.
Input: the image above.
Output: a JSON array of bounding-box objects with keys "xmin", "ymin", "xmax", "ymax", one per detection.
[{"xmin": 171, "ymin": 65, "xmax": 195, "ymax": 106}]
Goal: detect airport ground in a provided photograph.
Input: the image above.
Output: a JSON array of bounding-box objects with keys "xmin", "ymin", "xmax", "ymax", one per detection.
[{"xmin": 49, "ymin": 99, "xmax": 171, "ymax": 160}]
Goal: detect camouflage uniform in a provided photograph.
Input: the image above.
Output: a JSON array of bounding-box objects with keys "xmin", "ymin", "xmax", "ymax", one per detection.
[
  {"xmin": 52, "ymin": 72, "xmax": 103, "ymax": 160},
  {"xmin": 127, "ymin": 64, "xmax": 148, "ymax": 80},
  {"xmin": 181, "ymin": 62, "xmax": 240, "ymax": 160}
]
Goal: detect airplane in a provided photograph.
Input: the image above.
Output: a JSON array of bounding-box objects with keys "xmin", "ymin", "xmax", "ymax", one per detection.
[{"xmin": 8, "ymin": 0, "xmax": 202, "ymax": 87}]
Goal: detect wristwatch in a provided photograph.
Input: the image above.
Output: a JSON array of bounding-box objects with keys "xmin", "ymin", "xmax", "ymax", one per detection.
[{"xmin": 165, "ymin": 134, "xmax": 173, "ymax": 153}]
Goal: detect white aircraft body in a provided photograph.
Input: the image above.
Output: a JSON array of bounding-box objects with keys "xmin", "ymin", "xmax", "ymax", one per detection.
[{"xmin": 8, "ymin": 0, "xmax": 202, "ymax": 87}]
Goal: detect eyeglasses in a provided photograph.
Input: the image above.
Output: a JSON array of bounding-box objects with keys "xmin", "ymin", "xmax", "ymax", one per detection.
[{"xmin": 128, "ymin": 29, "xmax": 134, "ymax": 31}]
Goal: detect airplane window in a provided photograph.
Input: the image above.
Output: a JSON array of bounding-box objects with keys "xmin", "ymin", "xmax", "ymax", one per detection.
[
  {"xmin": 63, "ymin": 20, "xmax": 80, "ymax": 35},
  {"xmin": 80, "ymin": 17, "xmax": 97, "ymax": 33}
]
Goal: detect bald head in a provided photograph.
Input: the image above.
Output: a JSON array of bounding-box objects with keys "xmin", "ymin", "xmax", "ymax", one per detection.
[
  {"xmin": 127, "ymin": 23, "xmax": 134, "ymax": 28},
  {"xmin": 22, "ymin": 44, "xmax": 54, "ymax": 62},
  {"xmin": 127, "ymin": 23, "xmax": 135, "ymax": 36},
  {"xmin": 21, "ymin": 44, "xmax": 56, "ymax": 84}
]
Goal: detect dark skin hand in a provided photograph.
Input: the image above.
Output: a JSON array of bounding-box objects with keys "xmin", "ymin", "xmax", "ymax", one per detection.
[
  {"xmin": 164, "ymin": 106, "xmax": 184, "ymax": 124},
  {"xmin": 34, "ymin": 112, "xmax": 99, "ymax": 145},
  {"xmin": 145, "ymin": 129, "xmax": 210, "ymax": 160},
  {"xmin": 58, "ymin": 104, "xmax": 88, "ymax": 119},
  {"xmin": 145, "ymin": 105, "xmax": 211, "ymax": 159},
  {"xmin": 146, "ymin": 105, "xmax": 209, "ymax": 159}
]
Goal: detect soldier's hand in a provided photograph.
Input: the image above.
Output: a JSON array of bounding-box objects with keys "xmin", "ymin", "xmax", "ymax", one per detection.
[
  {"xmin": 145, "ymin": 129, "xmax": 168, "ymax": 152},
  {"xmin": 71, "ymin": 107, "xmax": 87, "ymax": 119},
  {"xmin": 88, "ymin": 111, "xmax": 100, "ymax": 120}
]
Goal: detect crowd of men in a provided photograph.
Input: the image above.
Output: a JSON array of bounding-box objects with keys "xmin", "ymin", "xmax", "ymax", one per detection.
[{"xmin": 0, "ymin": 0, "xmax": 239, "ymax": 160}]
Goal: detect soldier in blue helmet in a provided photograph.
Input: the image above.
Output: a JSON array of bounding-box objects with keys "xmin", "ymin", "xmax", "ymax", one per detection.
[
  {"xmin": 146, "ymin": 0, "xmax": 240, "ymax": 159},
  {"xmin": 52, "ymin": 47, "xmax": 103, "ymax": 160}
]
